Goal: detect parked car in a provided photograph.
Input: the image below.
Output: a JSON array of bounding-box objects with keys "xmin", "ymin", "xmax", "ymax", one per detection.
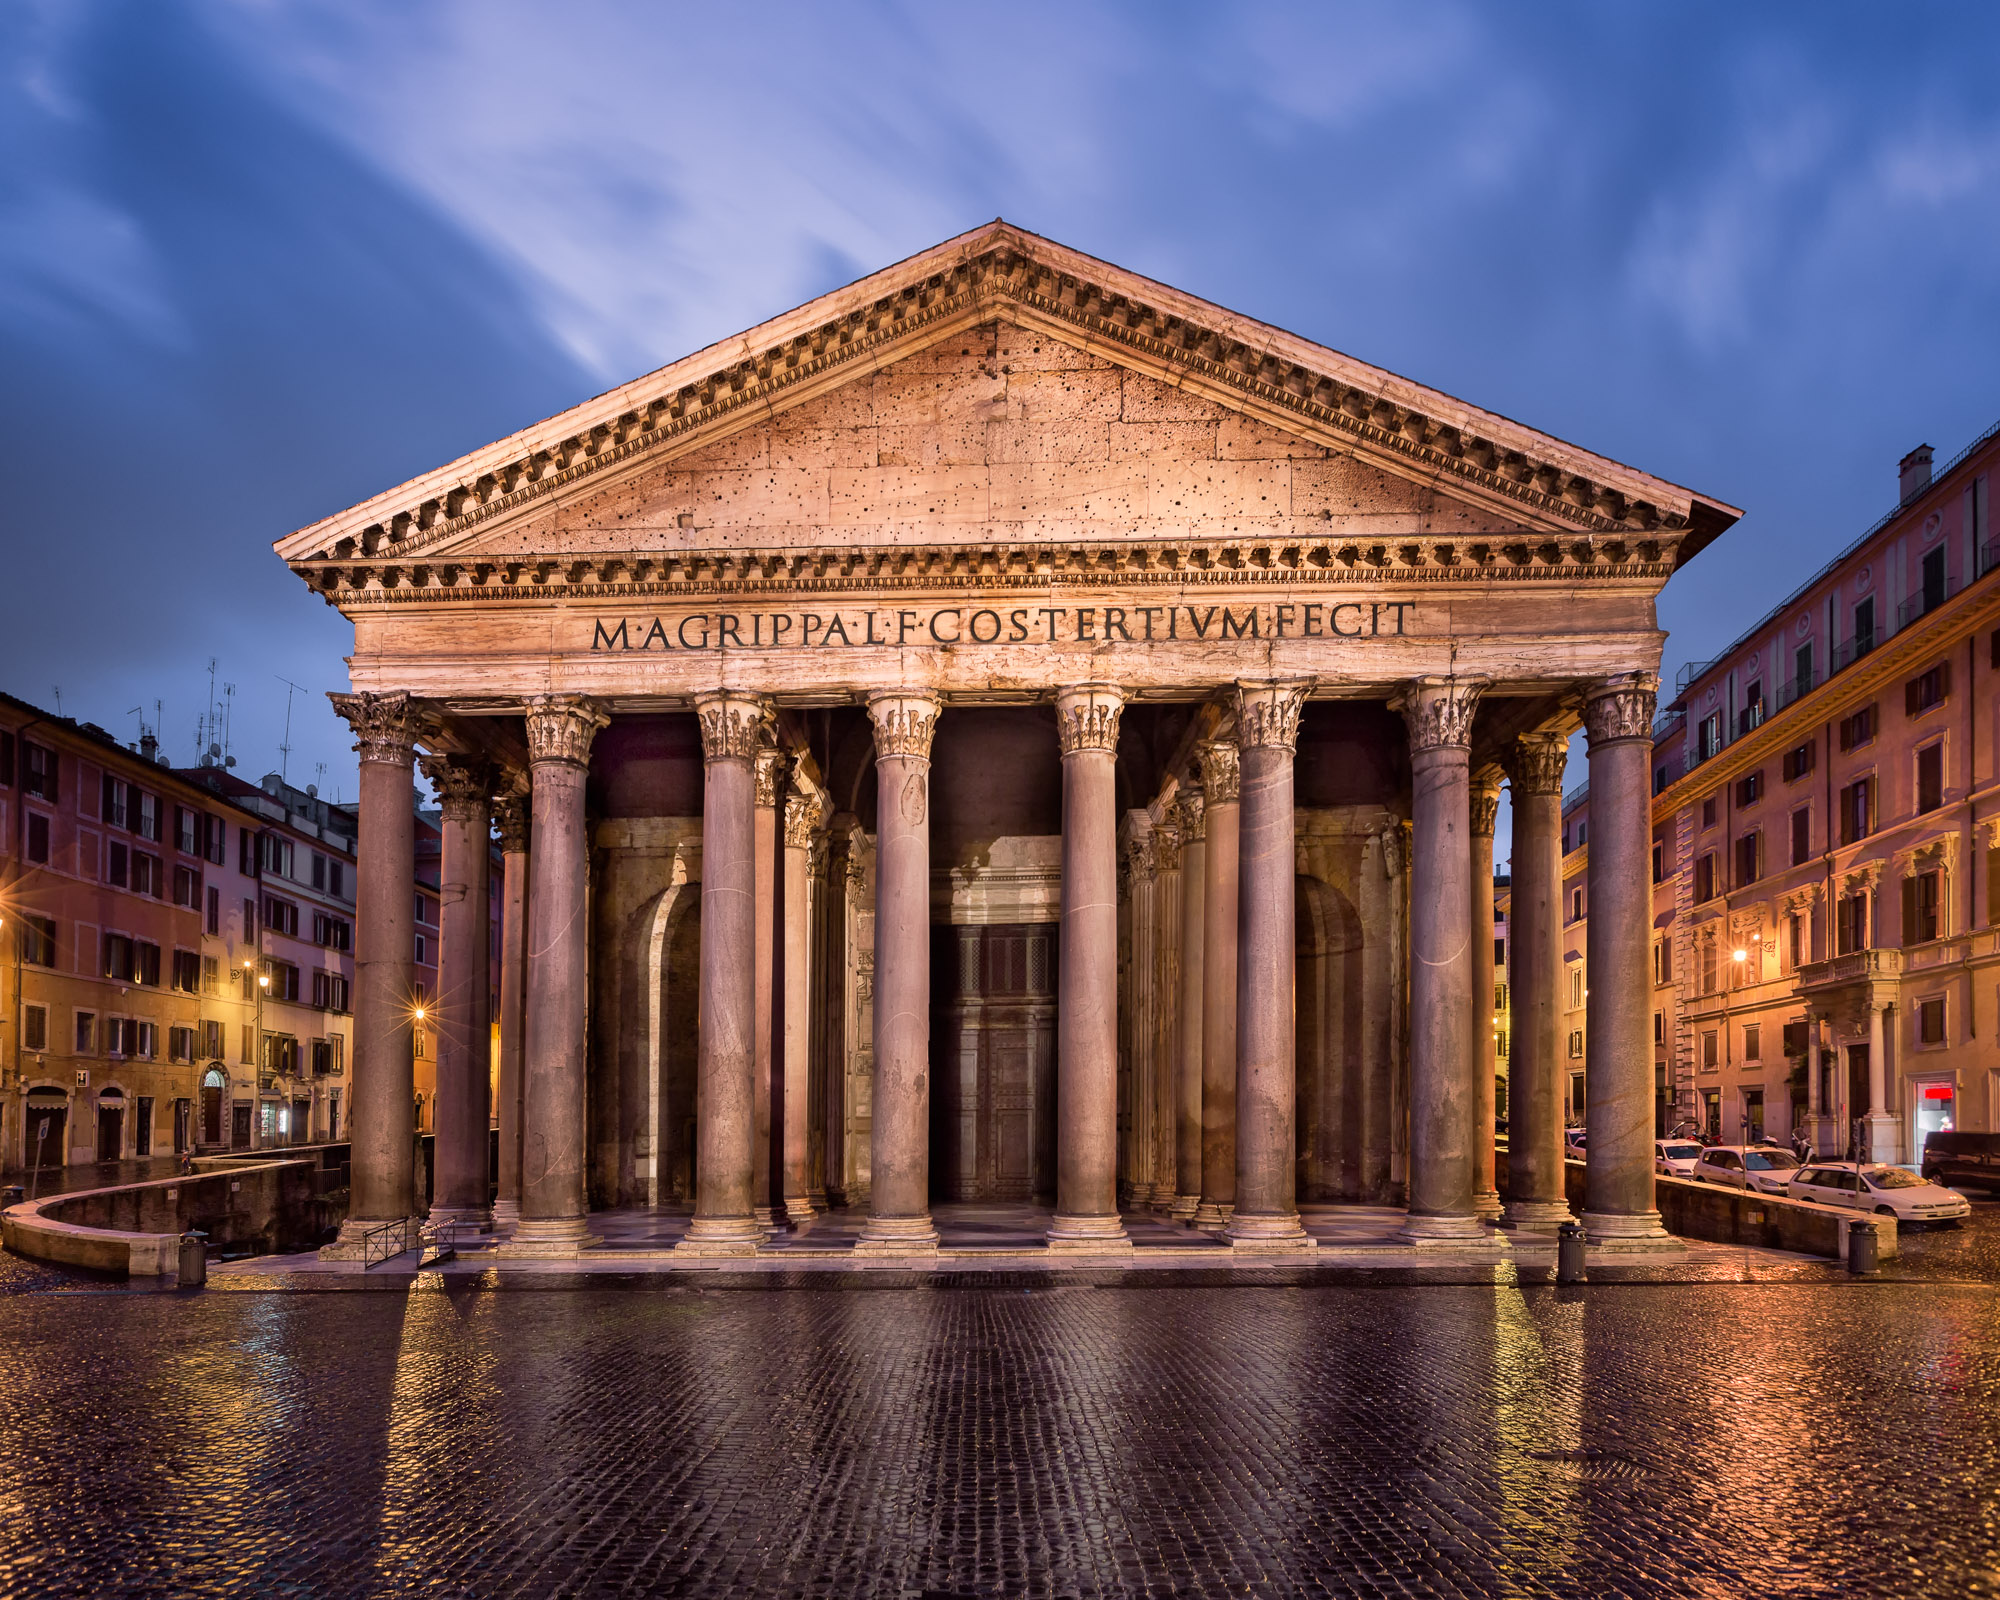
[
  {"xmin": 1691, "ymin": 1145, "xmax": 1802, "ymax": 1194},
  {"xmin": 1654, "ymin": 1140, "xmax": 1703, "ymax": 1177},
  {"xmin": 1564, "ymin": 1129, "xmax": 1587, "ymax": 1160},
  {"xmin": 1786, "ymin": 1162, "xmax": 1971, "ymax": 1224},
  {"xmin": 1920, "ymin": 1131, "xmax": 2000, "ymax": 1194}
]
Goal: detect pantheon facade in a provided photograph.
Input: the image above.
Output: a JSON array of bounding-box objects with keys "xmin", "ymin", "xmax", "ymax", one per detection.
[{"xmin": 278, "ymin": 223, "xmax": 1738, "ymax": 1258}]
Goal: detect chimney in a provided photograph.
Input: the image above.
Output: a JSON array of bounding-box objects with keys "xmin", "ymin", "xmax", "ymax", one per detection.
[
  {"xmin": 139, "ymin": 731, "xmax": 158, "ymax": 765},
  {"xmin": 1900, "ymin": 443, "xmax": 1934, "ymax": 504}
]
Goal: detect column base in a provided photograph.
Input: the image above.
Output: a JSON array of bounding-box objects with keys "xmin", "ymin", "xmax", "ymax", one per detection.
[
  {"xmin": 671, "ymin": 1216, "xmax": 764, "ymax": 1257},
  {"xmin": 1473, "ymin": 1187, "xmax": 1504, "ymax": 1220},
  {"xmin": 1498, "ymin": 1199, "xmax": 1575, "ymax": 1234},
  {"xmin": 490, "ymin": 1199, "xmax": 521, "ymax": 1230},
  {"xmin": 317, "ymin": 1216, "xmax": 415, "ymax": 1261},
  {"xmin": 782, "ymin": 1193, "xmax": 819, "ymax": 1230},
  {"xmin": 1045, "ymin": 1213, "xmax": 1133, "ymax": 1252},
  {"xmin": 752, "ymin": 1205, "xmax": 792, "ymax": 1237},
  {"xmin": 1579, "ymin": 1210, "xmax": 1682, "ymax": 1254},
  {"xmin": 852, "ymin": 1215, "xmax": 939, "ymax": 1255},
  {"xmin": 1169, "ymin": 1192, "xmax": 1201, "ymax": 1222},
  {"xmin": 1396, "ymin": 1212, "xmax": 1505, "ymax": 1250},
  {"xmin": 1190, "ymin": 1201, "xmax": 1233, "ymax": 1232},
  {"xmin": 1224, "ymin": 1212, "xmax": 1316, "ymax": 1252},
  {"xmin": 496, "ymin": 1217, "xmax": 602, "ymax": 1258},
  {"xmin": 425, "ymin": 1205, "xmax": 492, "ymax": 1235}
]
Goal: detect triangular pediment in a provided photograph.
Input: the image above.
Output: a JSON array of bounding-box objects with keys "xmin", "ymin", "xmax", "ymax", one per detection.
[{"xmin": 278, "ymin": 221, "xmax": 1739, "ymax": 589}]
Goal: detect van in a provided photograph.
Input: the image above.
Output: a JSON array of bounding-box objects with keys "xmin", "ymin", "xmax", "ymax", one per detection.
[{"xmin": 1919, "ymin": 1130, "xmax": 2000, "ymax": 1193}]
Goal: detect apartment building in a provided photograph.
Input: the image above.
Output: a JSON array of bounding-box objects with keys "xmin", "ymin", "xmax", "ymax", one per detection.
[{"xmin": 1552, "ymin": 425, "xmax": 1999, "ymax": 1162}]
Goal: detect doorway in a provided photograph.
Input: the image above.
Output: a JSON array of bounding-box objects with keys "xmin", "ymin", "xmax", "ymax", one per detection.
[
  {"xmin": 96, "ymin": 1093, "xmax": 124, "ymax": 1161},
  {"xmin": 201, "ymin": 1068, "xmax": 227, "ymax": 1145},
  {"xmin": 174, "ymin": 1099, "xmax": 192, "ymax": 1154},
  {"xmin": 231, "ymin": 1101, "xmax": 252, "ymax": 1148},
  {"xmin": 1741, "ymin": 1089, "xmax": 1765, "ymax": 1144},
  {"xmin": 25, "ymin": 1097, "xmax": 66, "ymax": 1171},
  {"xmin": 931, "ymin": 922, "xmax": 1057, "ymax": 1203},
  {"xmin": 1912, "ymin": 1080, "xmax": 1955, "ymax": 1160}
]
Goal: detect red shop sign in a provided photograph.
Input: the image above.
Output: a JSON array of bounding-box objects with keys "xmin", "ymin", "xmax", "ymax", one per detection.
[{"xmin": 1923, "ymin": 1085, "xmax": 1954, "ymax": 1100}]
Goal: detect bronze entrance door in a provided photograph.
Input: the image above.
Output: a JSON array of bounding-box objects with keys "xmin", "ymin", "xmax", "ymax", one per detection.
[{"xmin": 932, "ymin": 923, "xmax": 1057, "ymax": 1203}]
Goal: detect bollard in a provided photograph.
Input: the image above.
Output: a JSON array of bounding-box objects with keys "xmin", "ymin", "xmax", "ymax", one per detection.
[
  {"xmin": 178, "ymin": 1231, "xmax": 208, "ymax": 1289},
  {"xmin": 1846, "ymin": 1217, "xmax": 1879, "ymax": 1276},
  {"xmin": 1556, "ymin": 1221, "xmax": 1588, "ymax": 1284}
]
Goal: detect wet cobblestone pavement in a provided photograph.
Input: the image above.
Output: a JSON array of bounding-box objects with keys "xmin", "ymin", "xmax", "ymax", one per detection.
[{"xmin": 4, "ymin": 1249, "xmax": 1999, "ymax": 1598}]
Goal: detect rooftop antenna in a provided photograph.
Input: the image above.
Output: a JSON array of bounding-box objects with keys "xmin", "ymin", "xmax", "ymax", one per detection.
[
  {"xmin": 275, "ymin": 676, "xmax": 312, "ymax": 784},
  {"xmin": 51, "ymin": 686, "xmax": 62, "ymax": 716},
  {"xmin": 222, "ymin": 681, "xmax": 237, "ymax": 768}
]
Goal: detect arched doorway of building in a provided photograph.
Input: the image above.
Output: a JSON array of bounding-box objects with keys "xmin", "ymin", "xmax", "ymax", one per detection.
[
  {"xmin": 652, "ymin": 892, "xmax": 702, "ymax": 1204},
  {"xmin": 95, "ymin": 1088, "xmax": 125, "ymax": 1162},
  {"xmin": 25, "ymin": 1090, "xmax": 66, "ymax": 1172},
  {"xmin": 200, "ymin": 1066, "xmax": 227, "ymax": 1146},
  {"xmin": 1295, "ymin": 873, "xmax": 1368, "ymax": 1202}
]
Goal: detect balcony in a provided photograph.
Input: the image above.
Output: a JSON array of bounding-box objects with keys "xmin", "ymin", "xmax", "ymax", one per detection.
[
  {"xmin": 1795, "ymin": 947, "xmax": 1903, "ymax": 994},
  {"xmin": 1773, "ymin": 668, "xmax": 1819, "ymax": 712}
]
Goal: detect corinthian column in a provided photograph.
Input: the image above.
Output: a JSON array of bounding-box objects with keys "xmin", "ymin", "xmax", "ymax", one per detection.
[
  {"xmin": 1470, "ymin": 773, "xmax": 1503, "ymax": 1221},
  {"xmin": 856, "ymin": 690, "xmax": 942, "ymax": 1254},
  {"xmin": 1171, "ymin": 786, "xmax": 1206, "ymax": 1221},
  {"xmin": 1150, "ymin": 818, "xmax": 1182, "ymax": 1211},
  {"xmin": 1580, "ymin": 672, "xmax": 1675, "ymax": 1249},
  {"xmin": 491, "ymin": 786, "xmax": 529, "ymax": 1228},
  {"xmin": 1395, "ymin": 676, "xmax": 1500, "ymax": 1248},
  {"xmin": 320, "ymin": 691, "xmax": 423, "ymax": 1258},
  {"xmin": 501, "ymin": 694, "xmax": 609, "ymax": 1255},
  {"xmin": 781, "ymin": 782, "xmax": 820, "ymax": 1227},
  {"xmin": 675, "ymin": 690, "xmax": 768, "ymax": 1256},
  {"xmin": 1193, "ymin": 739, "xmax": 1239, "ymax": 1232},
  {"xmin": 420, "ymin": 754, "xmax": 494, "ymax": 1232},
  {"xmin": 1500, "ymin": 733, "xmax": 1571, "ymax": 1231},
  {"xmin": 1227, "ymin": 680, "xmax": 1315, "ymax": 1251},
  {"xmin": 751, "ymin": 747, "xmax": 787, "ymax": 1235},
  {"xmin": 1048, "ymin": 684, "xmax": 1132, "ymax": 1250}
]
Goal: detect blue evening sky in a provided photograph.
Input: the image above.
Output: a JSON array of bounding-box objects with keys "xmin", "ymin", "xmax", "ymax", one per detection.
[{"xmin": 5, "ymin": 1, "xmax": 1999, "ymax": 846}]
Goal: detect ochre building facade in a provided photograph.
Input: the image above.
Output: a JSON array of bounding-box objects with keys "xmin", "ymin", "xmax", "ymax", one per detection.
[{"xmin": 275, "ymin": 223, "xmax": 1738, "ymax": 1257}]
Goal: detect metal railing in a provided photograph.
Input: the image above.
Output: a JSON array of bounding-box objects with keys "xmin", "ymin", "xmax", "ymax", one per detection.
[{"xmin": 361, "ymin": 1217, "xmax": 418, "ymax": 1270}]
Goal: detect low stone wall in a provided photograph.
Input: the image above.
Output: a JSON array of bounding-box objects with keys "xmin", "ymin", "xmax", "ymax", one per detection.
[
  {"xmin": 2, "ymin": 1154, "xmax": 343, "ymax": 1278},
  {"xmin": 1555, "ymin": 1160, "xmax": 1896, "ymax": 1259}
]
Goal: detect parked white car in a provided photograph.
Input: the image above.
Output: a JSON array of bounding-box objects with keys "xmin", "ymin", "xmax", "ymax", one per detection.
[
  {"xmin": 1564, "ymin": 1129, "xmax": 1587, "ymax": 1160},
  {"xmin": 1786, "ymin": 1162, "xmax": 1971, "ymax": 1224},
  {"xmin": 1654, "ymin": 1140, "xmax": 1704, "ymax": 1177},
  {"xmin": 1692, "ymin": 1145, "xmax": 1802, "ymax": 1194}
]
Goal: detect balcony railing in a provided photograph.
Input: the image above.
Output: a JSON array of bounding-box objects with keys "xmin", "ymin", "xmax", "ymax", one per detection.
[
  {"xmin": 1774, "ymin": 668, "xmax": 1819, "ymax": 712},
  {"xmin": 1795, "ymin": 947, "xmax": 1904, "ymax": 990},
  {"xmin": 1898, "ymin": 572, "xmax": 1964, "ymax": 631}
]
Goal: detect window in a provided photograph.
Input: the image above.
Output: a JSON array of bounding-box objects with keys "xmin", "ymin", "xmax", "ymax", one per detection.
[
  {"xmin": 135, "ymin": 941, "xmax": 161, "ymax": 986},
  {"xmin": 1698, "ymin": 713, "xmax": 1722, "ymax": 761},
  {"xmin": 328, "ymin": 861, "xmax": 346, "ymax": 900},
  {"xmin": 1793, "ymin": 642, "xmax": 1814, "ymax": 699},
  {"xmin": 201, "ymin": 954, "xmax": 219, "ymax": 996},
  {"xmin": 1651, "ymin": 842, "xmax": 1664, "ymax": 883},
  {"xmin": 21, "ymin": 741, "xmax": 56, "ymax": 801},
  {"xmin": 415, "ymin": 933, "xmax": 429, "ymax": 966},
  {"xmin": 135, "ymin": 792, "xmax": 159, "ymax": 842},
  {"xmin": 1567, "ymin": 1029, "xmax": 1583, "ymax": 1059},
  {"xmin": 1654, "ymin": 1011, "xmax": 1664, "ymax": 1044},
  {"xmin": 1916, "ymin": 743, "xmax": 1944, "ymax": 814},
  {"xmin": 1918, "ymin": 997, "xmax": 1946, "ymax": 1046},
  {"xmin": 312, "ymin": 853, "xmax": 326, "ymax": 891},
  {"xmin": 108, "ymin": 1018, "xmax": 157, "ymax": 1059},
  {"xmin": 103, "ymin": 933, "xmax": 134, "ymax": 981},
  {"xmin": 75, "ymin": 1012, "xmax": 94, "ymax": 1054},
  {"xmin": 415, "ymin": 894, "xmax": 436, "ymax": 926},
  {"xmin": 26, "ymin": 811, "xmax": 48, "ymax": 864},
  {"xmin": 268, "ymin": 961, "xmax": 300, "ymax": 1002},
  {"xmin": 1902, "ymin": 870, "xmax": 1942, "ymax": 946},
  {"xmin": 1744, "ymin": 1023, "xmax": 1761, "ymax": 1061},
  {"xmin": 1654, "ymin": 765, "xmax": 1670, "ymax": 796},
  {"xmin": 240, "ymin": 1024, "xmax": 255, "ymax": 1064},
  {"xmin": 23, "ymin": 1004, "xmax": 47, "ymax": 1053},
  {"xmin": 206, "ymin": 886, "xmax": 220, "ymax": 936},
  {"xmin": 1791, "ymin": 807, "xmax": 1811, "ymax": 867},
  {"xmin": 1906, "ymin": 662, "xmax": 1951, "ymax": 717},
  {"xmin": 18, "ymin": 915, "xmax": 56, "ymax": 967},
  {"xmin": 263, "ymin": 897, "xmax": 299, "ymax": 937},
  {"xmin": 202, "ymin": 1020, "xmax": 223, "ymax": 1059},
  {"xmin": 1788, "ymin": 913, "xmax": 1804, "ymax": 971},
  {"xmin": 1569, "ymin": 887, "xmax": 1584, "ymax": 923},
  {"xmin": 169, "ymin": 1026, "xmax": 197, "ymax": 1063},
  {"xmin": 262, "ymin": 1034, "xmax": 301, "ymax": 1075},
  {"xmin": 1839, "ymin": 779, "xmax": 1873, "ymax": 845},
  {"xmin": 1735, "ymin": 771, "xmax": 1763, "ymax": 807},
  {"xmin": 1838, "ymin": 705, "xmax": 1877, "ymax": 751},
  {"xmin": 0, "ymin": 729, "xmax": 12, "ymax": 786},
  {"xmin": 243, "ymin": 898, "xmax": 255, "ymax": 937},
  {"xmin": 312, "ymin": 970, "xmax": 349, "ymax": 1012},
  {"xmin": 1701, "ymin": 1030, "xmax": 1718, "ymax": 1070},
  {"xmin": 1739, "ymin": 680, "xmax": 1764, "ymax": 736},
  {"xmin": 1694, "ymin": 853, "xmax": 1716, "ymax": 904},
  {"xmin": 1836, "ymin": 892, "xmax": 1870, "ymax": 955},
  {"xmin": 101, "ymin": 774, "xmax": 128, "ymax": 830},
  {"xmin": 1852, "ymin": 597, "xmax": 1876, "ymax": 657},
  {"xmin": 175, "ymin": 806, "xmax": 199, "ymax": 855},
  {"xmin": 1567, "ymin": 967, "xmax": 1584, "ymax": 1009},
  {"xmin": 240, "ymin": 828, "xmax": 254, "ymax": 875},
  {"xmin": 1921, "ymin": 545, "xmax": 1947, "ymax": 613},
  {"xmin": 259, "ymin": 834, "xmax": 294, "ymax": 878},
  {"xmin": 1782, "ymin": 741, "xmax": 1816, "ymax": 782},
  {"xmin": 109, "ymin": 838, "xmax": 132, "ymax": 887},
  {"xmin": 1654, "ymin": 938, "xmax": 1673, "ymax": 985},
  {"xmin": 1735, "ymin": 832, "xmax": 1761, "ymax": 887},
  {"xmin": 171, "ymin": 949, "xmax": 201, "ymax": 994},
  {"xmin": 1701, "ymin": 797, "xmax": 1718, "ymax": 829},
  {"xmin": 1701, "ymin": 939, "xmax": 1717, "ymax": 995},
  {"xmin": 312, "ymin": 912, "xmax": 351, "ymax": 950},
  {"xmin": 172, "ymin": 864, "xmax": 201, "ymax": 909},
  {"xmin": 203, "ymin": 814, "xmax": 226, "ymax": 866}
]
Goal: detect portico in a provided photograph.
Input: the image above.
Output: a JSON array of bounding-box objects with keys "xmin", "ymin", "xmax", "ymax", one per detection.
[{"xmin": 282, "ymin": 222, "xmax": 1737, "ymax": 1260}]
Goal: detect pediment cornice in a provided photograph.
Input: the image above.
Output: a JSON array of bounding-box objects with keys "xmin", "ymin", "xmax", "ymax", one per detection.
[{"xmin": 275, "ymin": 222, "xmax": 1738, "ymax": 578}]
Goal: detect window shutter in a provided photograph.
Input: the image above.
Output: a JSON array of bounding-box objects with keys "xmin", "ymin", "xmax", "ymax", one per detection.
[
  {"xmin": 1902, "ymin": 877, "xmax": 1918, "ymax": 948},
  {"xmin": 1906, "ymin": 677, "xmax": 1922, "ymax": 716},
  {"xmin": 1940, "ymin": 659, "xmax": 1953, "ymax": 700}
]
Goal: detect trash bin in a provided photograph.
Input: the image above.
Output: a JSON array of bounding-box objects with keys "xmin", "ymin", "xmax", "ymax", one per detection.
[
  {"xmin": 1846, "ymin": 1217, "xmax": 1879, "ymax": 1276},
  {"xmin": 1556, "ymin": 1221, "xmax": 1588, "ymax": 1284},
  {"xmin": 178, "ymin": 1231, "xmax": 208, "ymax": 1289}
]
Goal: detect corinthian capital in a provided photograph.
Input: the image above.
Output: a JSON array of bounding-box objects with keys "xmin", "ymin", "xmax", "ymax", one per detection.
[
  {"xmin": 419, "ymin": 753, "xmax": 496, "ymax": 823},
  {"xmin": 784, "ymin": 792, "xmax": 822, "ymax": 850},
  {"xmin": 866, "ymin": 690, "xmax": 941, "ymax": 762},
  {"xmin": 1197, "ymin": 740, "xmax": 1240, "ymax": 804},
  {"xmin": 494, "ymin": 791, "xmax": 530, "ymax": 853},
  {"xmin": 1235, "ymin": 679, "xmax": 1312, "ymax": 752},
  {"xmin": 1394, "ymin": 675, "xmax": 1486, "ymax": 753},
  {"xmin": 524, "ymin": 694, "xmax": 610, "ymax": 768},
  {"xmin": 753, "ymin": 747, "xmax": 784, "ymax": 809},
  {"xmin": 1470, "ymin": 776, "xmax": 1502, "ymax": 838},
  {"xmin": 1152, "ymin": 822, "xmax": 1181, "ymax": 872},
  {"xmin": 1582, "ymin": 671, "xmax": 1659, "ymax": 746},
  {"xmin": 1504, "ymin": 732, "xmax": 1568, "ymax": 797},
  {"xmin": 1055, "ymin": 683, "xmax": 1125, "ymax": 756},
  {"xmin": 1174, "ymin": 785, "xmax": 1207, "ymax": 843},
  {"xmin": 693, "ymin": 689, "xmax": 769, "ymax": 765},
  {"xmin": 330, "ymin": 690, "xmax": 424, "ymax": 766}
]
